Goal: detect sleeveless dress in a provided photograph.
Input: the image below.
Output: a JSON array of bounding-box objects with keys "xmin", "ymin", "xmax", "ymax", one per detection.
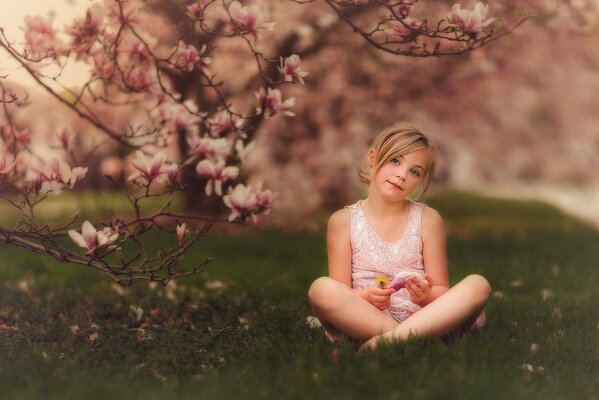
[
  {"xmin": 322, "ymin": 199, "xmax": 426, "ymax": 342},
  {"xmin": 349, "ymin": 199, "xmax": 425, "ymax": 322}
]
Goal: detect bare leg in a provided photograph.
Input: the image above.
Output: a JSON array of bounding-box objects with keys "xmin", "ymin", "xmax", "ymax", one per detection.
[
  {"xmin": 308, "ymin": 277, "xmax": 399, "ymax": 340},
  {"xmin": 361, "ymin": 274, "xmax": 491, "ymax": 349}
]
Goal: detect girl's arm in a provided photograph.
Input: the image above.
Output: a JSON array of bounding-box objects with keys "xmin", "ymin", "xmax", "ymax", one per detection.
[
  {"xmin": 327, "ymin": 209, "xmax": 353, "ymax": 286},
  {"xmin": 327, "ymin": 209, "xmax": 394, "ymax": 308},
  {"xmin": 418, "ymin": 206, "xmax": 450, "ymax": 305}
]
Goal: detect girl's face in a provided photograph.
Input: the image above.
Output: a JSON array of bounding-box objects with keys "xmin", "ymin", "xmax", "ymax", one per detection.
[{"xmin": 369, "ymin": 148, "xmax": 430, "ymax": 201}]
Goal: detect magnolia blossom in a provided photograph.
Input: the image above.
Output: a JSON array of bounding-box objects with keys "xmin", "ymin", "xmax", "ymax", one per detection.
[
  {"xmin": 222, "ymin": 1, "xmax": 275, "ymax": 41},
  {"xmin": 447, "ymin": 2, "xmax": 496, "ymax": 35},
  {"xmin": 223, "ymin": 184, "xmax": 258, "ymax": 222},
  {"xmin": 278, "ymin": 54, "xmax": 308, "ymax": 85},
  {"xmin": 195, "ymin": 159, "xmax": 239, "ymax": 196},
  {"xmin": 56, "ymin": 128, "xmax": 72, "ymax": 150},
  {"xmin": 15, "ymin": 129, "xmax": 31, "ymax": 145},
  {"xmin": 255, "ymin": 87, "xmax": 295, "ymax": 118},
  {"xmin": 187, "ymin": 1, "xmax": 205, "ymax": 18},
  {"xmin": 37, "ymin": 158, "xmax": 88, "ymax": 194},
  {"xmin": 390, "ymin": 18, "xmax": 422, "ymax": 40},
  {"xmin": 0, "ymin": 153, "xmax": 16, "ymax": 175},
  {"xmin": 176, "ymin": 222, "xmax": 187, "ymax": 243},
  {"xmin": 173, "ymin": 41, "xmax": 211, "ymax": 72},
  {"xmin": 128, "ymin": 150, "xmax": 177, "ymax": 183},
  {"xmin": 251, "ymin": 183, "xmax": 274, "ymax": 211},
  {"xmin": 22, "ymin": 15, "xmax": 62, "ymax": 58},
  {"xmin": 65, "ymin": 8, "xmax": 103, "ymax": 58},
  {"xmin": 207, "ymin": 110, "xmax": 243, "ymax": 138},
  {"xmin": 187, "ymin": 136, "xmax": 232, "ymax": 161},
  {"xmin": 68, "ymin": 221, "xmax": 119, "ymax": 255},
  {"xmin": 151, "ymin": 101, "xmax": 201, "ymax": 134}
]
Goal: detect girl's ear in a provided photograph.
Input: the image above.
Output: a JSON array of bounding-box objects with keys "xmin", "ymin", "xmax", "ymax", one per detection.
[{"xmin": 367, "ymin": 149, "xmax": 376, "ymax": 168}]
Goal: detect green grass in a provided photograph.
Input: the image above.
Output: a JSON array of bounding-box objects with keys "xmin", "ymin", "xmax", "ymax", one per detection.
[{"xmin": 1, "ymin": 190, "xmax": 598, "ymax": 400}]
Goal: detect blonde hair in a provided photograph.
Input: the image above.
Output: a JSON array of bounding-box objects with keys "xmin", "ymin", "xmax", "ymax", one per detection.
[{"xmin": 358, "ymin": 125, "xmax": 435, "ymax": 199}]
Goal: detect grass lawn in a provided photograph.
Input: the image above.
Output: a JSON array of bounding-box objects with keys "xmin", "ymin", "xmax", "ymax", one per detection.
[{"xmin": 0, "ymin": 190, "xmax": 598, "ymax": 399}]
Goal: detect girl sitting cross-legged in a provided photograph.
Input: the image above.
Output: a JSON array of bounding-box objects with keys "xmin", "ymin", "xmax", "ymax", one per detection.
[{"xmin": 307, "ymin": 125, "xmax": 490, "ymax": 350}]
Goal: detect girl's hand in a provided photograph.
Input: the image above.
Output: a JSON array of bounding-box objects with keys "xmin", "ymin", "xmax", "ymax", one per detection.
[
  {"xmin": 405, "ymin": 274, "xmax": 433, "ymax": 305},
  {"xmin": 363, "ymin": 286, "xmax": 395, "ymax": 310}
]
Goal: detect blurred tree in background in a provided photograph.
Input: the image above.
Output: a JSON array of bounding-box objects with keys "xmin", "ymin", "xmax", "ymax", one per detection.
[{"xmin": 0, "ymin": 0, "xmax": 543, "ymax": 283}]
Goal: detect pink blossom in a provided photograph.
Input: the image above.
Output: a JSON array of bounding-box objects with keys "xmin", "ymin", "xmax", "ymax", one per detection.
[
  {"xmin": 394, "ymin": 4, "xmax": 412, "ymax": 17},
  {"xmin": 187, "ymin": 1, "xmax": 206, "ymax": 18},
  {"xmin": 105, "ymin": 0, "xmax": 143, "ymax": 25},
  {"xmin": 278, "ymin": 54, "xmax": 308, "ymax": 85},
  {"xmin": 0, "ymin": 153, "xmax": 16, "ymax": 175},
  {"xmin": 68, "ymin": 221, "xmax": 119, "ymax": 255},
  {"xmin": 255, "ymin": 87, "xmax": 295, "ymax": 118},
  {"xmin": 207, "ymin": 110, "xmax": 243, "ymax": 138},
  {"xmin": 195, "ymin": 159, "xmax": 239, "ymax": 196},
  {"xmin": 56, "ymin": 128, "xmax": 72, "ymax": 150},
  {"xmin": 187, "ymin": 136, "xmax": 232, "ymax": 161},
  {"xmin": 151, "ymin": 101, "xmax": 201, "ymax": 134},
  {"xmin": 65, "ymin": 8, "xmax": 103, "ymax": 58},
  {"xmin": 22, "ymin": 15, "xmax": 62, "ymax": 58},
  {"xmin": 250, "ymin": 183, "xmax": 274, "ymax": 211},
  {"xmin": 221, "ymin": 1, "xmax": 275, "ymax": 42},
  {"xmin": 390, "ymin": 17, "xmax": 422, "ymax": 40},
  {"xmin": 173, "ymin": 41, "xmax": 211, "ymax": 72},
  {"xmin": 15, "ymin": 129, "xmax": 31, "ymax": 145},
  {"xmin": 128, "ymin": 150, "xmax": 175, "ymax": 183},
  {"xmin": 90, "ymin": 49, "xmax": 116, "ymax": 81},
  {"xmin": 223, "ymin": 184, "xmax": 258, "ymax": 222},
  {"xmin": 176, "ymin": 222, "xmax": 187, "ymax": 243},
  {"xmin": 38, "ymin": 158, "xmax": 88, "ymax": 194},
  {"xmin": 447, "ymin": 2, "xmax": 496, "ymax": 36}
]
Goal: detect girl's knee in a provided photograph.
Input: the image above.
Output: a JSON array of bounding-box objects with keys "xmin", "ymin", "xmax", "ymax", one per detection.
[
  {"xmin": 308, "ymin": 277, "xmax": 343, "ymax": 311},
  {"xmin": 464, "ymin": 274, "xmax": 492, "ymax": 304}
]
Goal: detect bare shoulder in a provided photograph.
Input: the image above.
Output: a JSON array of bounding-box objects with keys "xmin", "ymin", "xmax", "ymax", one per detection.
[
  {"xmin": 328, "ymin": 208, "xmax": 350, "ymax": 233},
  {"xmin": 421, "ymin": 205, "xmax": 445, "ymax": 238}
]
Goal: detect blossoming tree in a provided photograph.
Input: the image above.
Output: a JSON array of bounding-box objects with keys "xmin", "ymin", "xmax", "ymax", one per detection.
[{"xmin": 0, "ymin": 0, "xmax": 526, "ymax": 285}]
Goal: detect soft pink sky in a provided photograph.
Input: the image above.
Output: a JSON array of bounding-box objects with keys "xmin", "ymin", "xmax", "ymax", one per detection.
[{"xmin": 0, "ymin": 0, "xmax": 91, "ymax": 86}]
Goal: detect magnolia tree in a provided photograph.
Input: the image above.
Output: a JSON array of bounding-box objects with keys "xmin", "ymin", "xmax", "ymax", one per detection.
[{"xmin": 0, "ymin": 0, "xmax": 526, "ymax": 285}]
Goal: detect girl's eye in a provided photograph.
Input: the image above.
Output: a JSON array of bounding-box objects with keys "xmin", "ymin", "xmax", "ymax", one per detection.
[
  {"xmin": 410, "ymin": 169, "xmax": 421, "ymax": 177},
  {"xmin": 390, "ymin": 158, "xmax": 400, "ymax": 165}
]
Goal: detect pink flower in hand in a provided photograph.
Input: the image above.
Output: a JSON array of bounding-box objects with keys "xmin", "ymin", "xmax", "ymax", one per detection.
[
  {"xmin": 223, "ymin": 184, "xmax": 258, "ymax": 222},
  {"xmin": 68, "ymin": 221, "xmax": 119, "ymax": 255},
  {"xmin": 255, "ymin": 87, "xmax": 295, "ymax": 118},
  {"xmin": 447, "ymin": 2, "xmax": 496, "ymax": 36},
  {"xmin": 278, "ymin": 54, "xmax": 308, "ymax": 85},
  {"xmin": 195, "ymin": 159, "xmax": 239, "ymax": 196},
  {"xmin": 222, "ymin": 1, "xmax": 275, "ymax": 42}
]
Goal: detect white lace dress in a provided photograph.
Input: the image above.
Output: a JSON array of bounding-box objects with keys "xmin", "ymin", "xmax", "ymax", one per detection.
[
  {"xmin": 323, "ymin": 200, "xmax": 426, "ymax": 342},
  {"xmin": 348, "ymin": 200, "xmax": 425, "ymax": 322}
]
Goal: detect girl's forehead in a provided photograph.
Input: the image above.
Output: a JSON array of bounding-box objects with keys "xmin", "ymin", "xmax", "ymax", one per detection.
[{"xmin": 384, "ymin": 148, "xmax": 430, "ymax": 163}]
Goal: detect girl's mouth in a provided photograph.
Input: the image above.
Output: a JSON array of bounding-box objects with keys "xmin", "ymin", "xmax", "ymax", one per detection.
[{"xmin": 388, "ymin": 181, "xmax": 403, "ymax": 191}]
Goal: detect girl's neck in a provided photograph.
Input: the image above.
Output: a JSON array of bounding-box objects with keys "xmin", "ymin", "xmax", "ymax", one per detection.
[{"xmin": 362, "ymin": 190, "xmax": 409, "ymax": 218}]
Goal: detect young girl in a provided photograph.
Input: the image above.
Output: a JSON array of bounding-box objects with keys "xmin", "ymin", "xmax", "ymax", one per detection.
[{"xmin": 308, "ymin": 125, "xmax": 491, "ymax": 350}]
